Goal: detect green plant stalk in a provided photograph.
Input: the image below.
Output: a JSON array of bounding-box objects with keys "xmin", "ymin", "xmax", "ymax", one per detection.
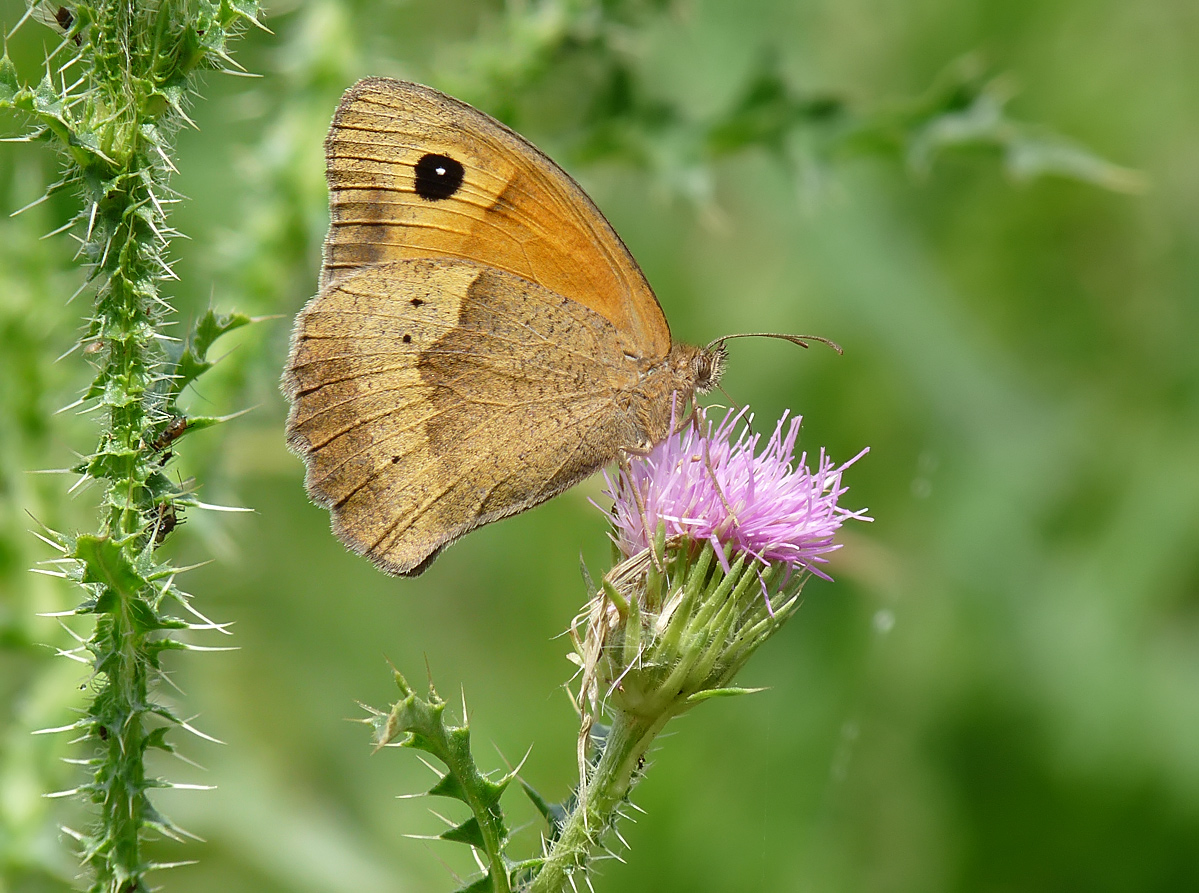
[
  {"xmin": 371, "ymin": 551, "xmax": 810, "ymax": 892},
  {"xmin": 1, "ymin": 2, "xmax": 262, "ymax": 890},
  {"xmin": 544, "ymin": 543, "xmax": 807, "ymax": 891},
  {"xmin": 369, "ymin": 668, "xmax": 522, "ymax": 893},
  {"xmin": 528, "ymin": 707, "xmax": 672, "ymax": 893}
]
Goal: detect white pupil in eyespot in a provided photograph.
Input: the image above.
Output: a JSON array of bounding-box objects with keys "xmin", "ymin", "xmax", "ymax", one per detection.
[{"xmin": 435, "ymin": 167, "xmax": 446, "ymax": 176}]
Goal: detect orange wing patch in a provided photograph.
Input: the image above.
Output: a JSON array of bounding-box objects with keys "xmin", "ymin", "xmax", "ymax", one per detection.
[{"xmin": 322, "ymin": 78, "xmax": 672, "ymax": 360}]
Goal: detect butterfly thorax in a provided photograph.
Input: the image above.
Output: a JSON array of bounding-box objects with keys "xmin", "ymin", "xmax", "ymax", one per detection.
[{"xmin": 627, "ymin": 342, "xmax": 726, "ymax": 449}]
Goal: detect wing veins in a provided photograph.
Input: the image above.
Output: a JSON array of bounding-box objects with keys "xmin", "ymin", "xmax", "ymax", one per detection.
[{"xmin": 367, "ymin": 394, "xmax": 614, "ymax": 555}]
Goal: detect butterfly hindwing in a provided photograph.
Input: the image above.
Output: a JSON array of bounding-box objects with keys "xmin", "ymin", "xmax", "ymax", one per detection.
[{"xmin": 285, "ymin": 258, "xmax": 645, "ymax": 575}]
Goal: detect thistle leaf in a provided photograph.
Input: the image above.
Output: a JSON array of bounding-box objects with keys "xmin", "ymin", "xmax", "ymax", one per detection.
[
  {"xmin": 168, "ymin": 309, "xmax": 252, "ymax": 400},
  {"xmin": 441, "ymin": 816, "xmax": 486, "ymax": 849},
  {"xmin": 0, "ymin": 53, "xmax": 19, "ymax": 104},
  {"xmin": 75, "ymin": 535, "xmax": 145, "ymax": 600},
  {"xmin": 520, "ymin": 779, "xmax": 568, "ymax": 839},
  {"xmin": 370, "ymin": 666, "xmax": 516, "ymax": 885},
  {"xmin": 428, "ymin": 772, "xmax": 470, "ymax": 803}
]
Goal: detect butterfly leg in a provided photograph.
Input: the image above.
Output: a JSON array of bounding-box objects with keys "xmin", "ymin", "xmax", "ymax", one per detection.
[
  {"xmin": 666, "ymin": 399, "xmax": 743, "ymax": 533},
  {"xmin": 615, "ymin": 450, "xmax": 667, "ymax": 574},
  {"xmin": 701, "ymin": 435, "xmax": 741, "ymax": 532}
]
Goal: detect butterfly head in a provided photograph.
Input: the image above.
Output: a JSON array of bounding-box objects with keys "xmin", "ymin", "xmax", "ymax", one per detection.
[
  {"xmin": 692, "ymin": 342, "xmax": 726, "ymax": 395},
  {"xmin": 663, "ymin": 342, "xmax": 726, "ymax": 399}
]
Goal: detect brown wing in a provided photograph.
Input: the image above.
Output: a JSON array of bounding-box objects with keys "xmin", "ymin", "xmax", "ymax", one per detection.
[
  {"xmin": 284, "ymin": 258, "xmax": 646, "ymax": 576},
  {"xmin": 321, "ymin": 77, "xmax": 672, "ymax": 360}
]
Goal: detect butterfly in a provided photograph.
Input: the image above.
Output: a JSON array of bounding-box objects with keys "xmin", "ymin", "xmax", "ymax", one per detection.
[{"xmin": 283, "ymin": 78, "xmax": 724, "ymax": 576}]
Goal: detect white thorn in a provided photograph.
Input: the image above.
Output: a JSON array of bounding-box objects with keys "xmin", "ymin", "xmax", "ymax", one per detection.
[
  {"xmin": 59, "ymin": 824, "xmax": 85, "ymax": 842},
  {"xmin": 65, "ymin": 277, "xmax": 91, "ymax": 305},
  {"xmin": 33, "ymin": 721, "xmax": 85, "ymax": 736},
  {"xmin": 6, "ymin": 3, "xmax": 37, "ymax": 39},
  {"xmin": 191, "ymin": 501, "xmax": 254, "ymax": 513},
  {"xmin": 176, "ymin": 717, "xmax": 225, "ymax": 746},
  {"xmin": 29, "ymin": 529, "xmax": 66, "ymax": 552},
  {"xmin": 97, "ymin": 234, "xmax": 112, "ymax": 269},
  {"xmin": 43, "ymin": 787, "xmax": 82, "ymax": 799},
  {"xmin": 10, "ymin": 191, "xmax": 51, "ymax": 217},
  {"xmin": 54, "ymin": 340, "xmax": 82, "ymax": 362},
  {"xmin": 40, "ymin": 218, "xmax": 75, "ymax": 240},
  {"xmin": 29, "ymin": 568, "xmax": 67, "ymax": 579}
]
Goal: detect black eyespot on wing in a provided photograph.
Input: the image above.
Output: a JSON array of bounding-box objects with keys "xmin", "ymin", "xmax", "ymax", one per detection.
[{"xmin": 414, "ymin": 153, "xmax": 465, "ymax": 201}]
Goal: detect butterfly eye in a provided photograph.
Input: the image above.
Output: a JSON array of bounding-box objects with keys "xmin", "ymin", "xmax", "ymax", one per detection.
[{"xmin": 414, "ymin": 153, "xmax": 465, "ymax": 201}]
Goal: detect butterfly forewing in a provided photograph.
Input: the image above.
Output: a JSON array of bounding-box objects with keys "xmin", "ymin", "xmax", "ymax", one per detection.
[{"xmin": 322, "ymin": 77, "xmax": 672, "ymax": 360}]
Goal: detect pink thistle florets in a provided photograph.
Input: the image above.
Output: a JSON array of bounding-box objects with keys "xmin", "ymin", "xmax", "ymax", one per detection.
[{"xmin": 605, "ymin": 408, "xmax": 871, "ymax": 580}]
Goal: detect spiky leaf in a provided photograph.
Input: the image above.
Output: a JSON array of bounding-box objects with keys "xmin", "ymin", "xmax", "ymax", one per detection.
[
  {"xmin": 75, "ymin": 535, "xmax": 144, "ymax": 600},
  {"xmin": 169, "ymin": 309, "xmax": 252, "ymax": 399},
  {"xmin": 441, "ymin": 816, "xmax": 486, "ymax": 849},
  {"xmin": 0, "ymin": 53, "xmax": 19, "ymax": 104},
  {"xmin": 520, "ymin": 779, "xmax": 568, "ymax": 839}
]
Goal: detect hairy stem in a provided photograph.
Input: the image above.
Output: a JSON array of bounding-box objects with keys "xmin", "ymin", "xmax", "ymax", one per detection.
[
  {"xmin": 2, "ymin": 1, "xmax": 262, "ymax": 890},
  {"xmin": 529, "ymin": 709, "xmax": 672, "ymax": 893}
]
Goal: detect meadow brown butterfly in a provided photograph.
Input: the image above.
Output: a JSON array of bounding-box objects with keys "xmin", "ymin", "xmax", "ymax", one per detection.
[{"xmin": 283, "ymin": 78, "xmax": 725, "ymax": 576}]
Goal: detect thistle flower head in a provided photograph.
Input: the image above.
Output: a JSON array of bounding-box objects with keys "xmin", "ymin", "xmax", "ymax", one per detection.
[
  {"xmin": 605, "ymin": 408, "xmax": 870, "ymax": 580},
  {"xmin": 573, "ymin": 407, "xmax": 870, "ymax": 751}
]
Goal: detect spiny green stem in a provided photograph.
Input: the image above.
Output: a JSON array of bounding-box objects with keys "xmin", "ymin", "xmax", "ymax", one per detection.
[
  {"xmin": 370, "ymin": 669, "xmax": 522, "ymax": 893},
  {"xmin": 2, "ymin": 1, "xmax": 262, "ymax": 890},
  {"xmin": 528, "ymin": 709, "xmax": 672, "ymax": 893}
]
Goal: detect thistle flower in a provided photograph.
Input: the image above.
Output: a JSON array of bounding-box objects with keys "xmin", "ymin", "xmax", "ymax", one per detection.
[
  {"xmin": 605, "ymin": 407, "xmax": 870, "ymax": 580},
  {"xmin": 543, "ymin": 408, "xmax": 870, "ymax": 891},
  {"xmin": 574, "ymin": 407, "xmax": 870, "ymax": 729}
]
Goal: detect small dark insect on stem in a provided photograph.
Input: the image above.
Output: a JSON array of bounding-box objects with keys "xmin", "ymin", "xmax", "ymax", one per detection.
[
  {"xmin": 152, "ymin": 416, "xmax": 188, "ymax": 452},
  {"xmin": 153, "ymin": 503, "xmax": 182, "ymax": 546}
]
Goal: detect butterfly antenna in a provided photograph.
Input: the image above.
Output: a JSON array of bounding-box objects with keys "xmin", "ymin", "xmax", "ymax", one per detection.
[{"xmin": 707, "ymin": 332, "xmax": 843, "ymax": 355}]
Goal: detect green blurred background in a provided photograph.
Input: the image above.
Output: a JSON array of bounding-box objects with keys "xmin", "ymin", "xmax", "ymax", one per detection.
[{"xmin": 2, "ymin": 0, "xmax": 1198, "ymax": 891}]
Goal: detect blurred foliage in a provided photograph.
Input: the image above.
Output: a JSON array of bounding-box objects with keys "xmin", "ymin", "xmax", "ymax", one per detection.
[{"xmin": 2, "ymin": 0, "xmax": 1198, "ymax": 891}]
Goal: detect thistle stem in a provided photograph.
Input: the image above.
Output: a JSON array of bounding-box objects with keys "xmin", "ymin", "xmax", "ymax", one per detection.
[
  {"xmin": 530, "ymin": 708, "xmax": 675, "ymax": 893},
  {"xmin": 2, "ymin": 1, "xmax": 262, "ymax": 889}
]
